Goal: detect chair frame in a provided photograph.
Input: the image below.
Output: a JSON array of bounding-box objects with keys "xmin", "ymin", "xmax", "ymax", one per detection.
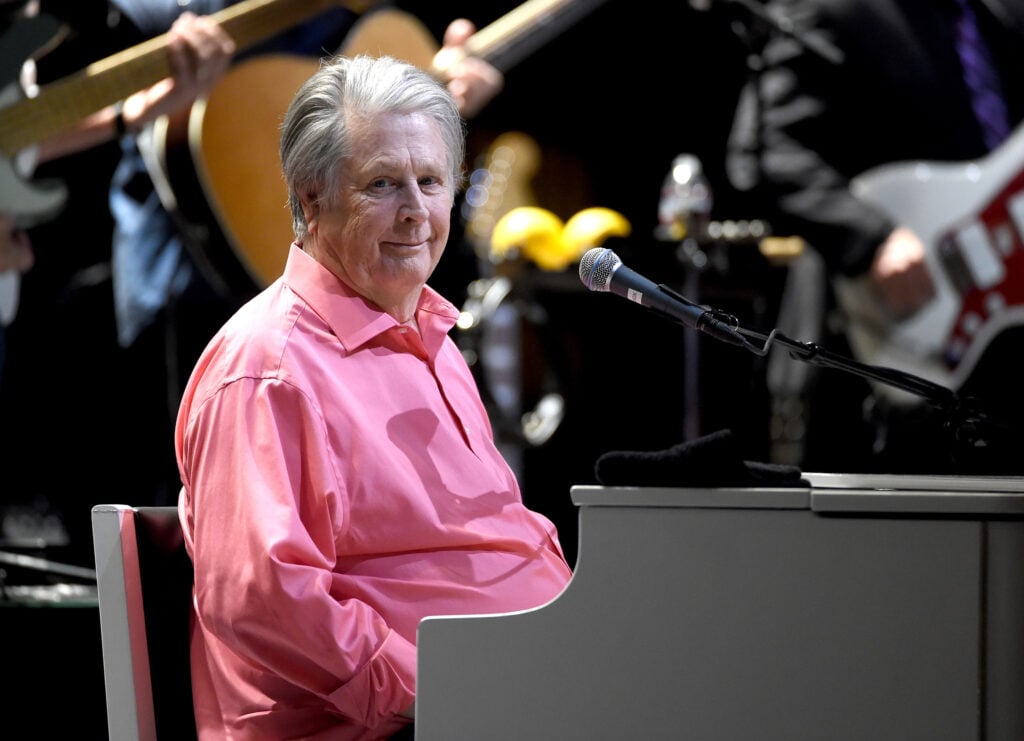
[{"xmin": 92, "ymin": 504, "xmax": 196, "ymax": 741}]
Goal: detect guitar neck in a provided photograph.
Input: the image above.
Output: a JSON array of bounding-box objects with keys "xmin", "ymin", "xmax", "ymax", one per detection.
[
  {"xmin": 0, "ymin": 0, "xmax": 372, "ymax": 157},
  {"xmin": 435, "ymin": 0, "xmax": 609, "ymax": 76}
]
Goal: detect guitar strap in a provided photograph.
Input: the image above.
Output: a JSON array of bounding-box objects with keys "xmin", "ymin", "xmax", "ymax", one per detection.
[{"xmin": 135, "ymin": 119, "xmax": 238, "ymax": 301}]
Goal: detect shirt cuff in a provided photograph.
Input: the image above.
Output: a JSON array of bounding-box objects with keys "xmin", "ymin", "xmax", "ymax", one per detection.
[{"xmin": 327, "ymin": 629, "xmax": 417, "ymax": 729}]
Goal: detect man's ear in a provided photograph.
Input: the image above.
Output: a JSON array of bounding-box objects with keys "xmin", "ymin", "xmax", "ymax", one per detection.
[{"xmin": 300, "ymin": 189, "xmax": 319, "ymax": 227}]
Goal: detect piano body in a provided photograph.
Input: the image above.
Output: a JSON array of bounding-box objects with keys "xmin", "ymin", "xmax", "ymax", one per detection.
[{"xmin": 416, "ymin": 474, "xmax": 1024, "ymax": 740}]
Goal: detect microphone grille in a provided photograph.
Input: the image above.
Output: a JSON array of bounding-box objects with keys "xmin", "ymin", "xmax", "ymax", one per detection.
[{"xmin": 578, "ymin": 248, "xmax": 621, "ymax": 292}]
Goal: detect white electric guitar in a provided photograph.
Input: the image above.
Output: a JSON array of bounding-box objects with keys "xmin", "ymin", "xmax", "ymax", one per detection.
[{"xmin": 835, "ymin": 121, "xmax": 1024, "ymax": 403}]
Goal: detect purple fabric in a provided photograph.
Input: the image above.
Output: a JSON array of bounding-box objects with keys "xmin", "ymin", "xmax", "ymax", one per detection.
[{"xmin": 954, "ymin": 0, "xmax": 1011, "ymax": 150}]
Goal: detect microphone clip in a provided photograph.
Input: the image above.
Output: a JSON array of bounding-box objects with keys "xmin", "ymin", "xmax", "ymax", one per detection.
[{"xmin": 658, "ymin": 283, "xmax": 748, "ymax": 348}]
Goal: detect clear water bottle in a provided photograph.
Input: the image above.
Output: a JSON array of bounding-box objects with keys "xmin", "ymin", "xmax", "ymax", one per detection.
[{"xmin": 656, "ymin": 153, "xmax": 713, "ymax": 243}]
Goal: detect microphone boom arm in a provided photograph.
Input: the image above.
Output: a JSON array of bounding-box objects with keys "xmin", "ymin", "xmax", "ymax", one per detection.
[
  {"xmin": 657, "ymin": 278, "xmax": 955, "ymax": 405},
  {"xmin": 736, "ymin": 324, "xmax": 956, "ymax": 406},
  {"xmin": 673, "ymin": 296, "xmax": 1018, "ymax": 462}
]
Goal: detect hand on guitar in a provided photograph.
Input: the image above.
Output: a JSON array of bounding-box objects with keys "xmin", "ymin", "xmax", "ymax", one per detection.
[
  {"xmin": 36, "ymin": 12, "xmax": 237, "ymax": 163},
  {"xmin": 868, "ymin": 226, "xmax": 936, "ymax": 321},
  {"xmin": 123, "ymin": 13, "xmax": 237, "ymax": 127},
  {"xmin": 435, "ymin": 19, "xmax": 504, "ymax": 120}
]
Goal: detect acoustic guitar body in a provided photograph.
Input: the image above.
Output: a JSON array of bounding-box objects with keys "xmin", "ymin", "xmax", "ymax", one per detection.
[{"xmin": 185, "ymin": 54, "xmax": 316, "ymax": 294}]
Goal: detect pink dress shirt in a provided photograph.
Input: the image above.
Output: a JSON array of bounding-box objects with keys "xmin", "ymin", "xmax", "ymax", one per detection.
[{"xmin": 176, "ymin": 244, "xmax": 572, "ymax": 740}]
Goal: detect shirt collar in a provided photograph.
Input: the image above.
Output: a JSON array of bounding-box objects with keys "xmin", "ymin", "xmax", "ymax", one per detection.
[{"xmin": 281, "ymin": 243, "xmax": 460, "ymax": 352}]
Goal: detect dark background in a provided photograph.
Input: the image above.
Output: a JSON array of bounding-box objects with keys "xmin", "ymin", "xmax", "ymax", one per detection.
[{"xmin": 1, "ymin": 2, "xmax": 782, "ymax": 733}]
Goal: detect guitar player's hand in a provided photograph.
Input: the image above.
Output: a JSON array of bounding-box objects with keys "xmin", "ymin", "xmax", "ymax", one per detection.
[
  {"xmin": 35, "ymin": 11, "xmax": 237, "ymax": 164},
  {"xmin": 437, "ymin": 19, "xmax": 504, "ymax": 119},
  {"xmin": 118, "ymin": 12, "xmax": 237, "ymax": 133},
  {"xmin": 868, "ymin": 226, "xmax": 935, "ymax": 320},
  {"xmin": 0, "ymin": 214, "xmax": 34, "ymax": 274}
]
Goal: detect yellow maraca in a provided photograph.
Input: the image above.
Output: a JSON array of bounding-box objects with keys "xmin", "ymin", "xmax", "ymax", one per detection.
[{"xmin": 490, "ymin": 206, "xmax": 631, "ymax": 271}]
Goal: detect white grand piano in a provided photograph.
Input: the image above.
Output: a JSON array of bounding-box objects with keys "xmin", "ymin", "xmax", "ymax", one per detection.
[{"xmin": 415, "ymin": 473, "xmax": 1024, "ymax": 740}]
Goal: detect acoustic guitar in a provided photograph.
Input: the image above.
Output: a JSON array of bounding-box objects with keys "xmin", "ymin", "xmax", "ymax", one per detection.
[{"xmin": 153, "ymin": 0, "xmax": 610, "ymax": 295}]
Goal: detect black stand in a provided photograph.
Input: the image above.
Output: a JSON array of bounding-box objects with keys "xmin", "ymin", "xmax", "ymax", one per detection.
[{"xmin": 656, "ymin": 284, "xmax": 1024, "ymax": 471}]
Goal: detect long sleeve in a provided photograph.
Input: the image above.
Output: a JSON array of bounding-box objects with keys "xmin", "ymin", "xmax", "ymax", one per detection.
[{"xmin": 182, "ymin": 374, "xmax": 417, "ymax": 732}]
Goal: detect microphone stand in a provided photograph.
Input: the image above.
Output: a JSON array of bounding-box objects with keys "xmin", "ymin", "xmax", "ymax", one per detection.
[{"xmin": 655, "ymin": 284, "xmax": 1023, "ymax": 470}]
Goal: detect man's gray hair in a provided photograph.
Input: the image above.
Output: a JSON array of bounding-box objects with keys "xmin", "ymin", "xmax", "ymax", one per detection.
[{"xmin": 280, "ymin": 54, "xmax": 467, "ymax": 241}]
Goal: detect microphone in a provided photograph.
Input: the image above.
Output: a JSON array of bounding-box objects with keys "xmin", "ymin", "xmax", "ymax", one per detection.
[{"xmin": 578, "ymin": 248, "xmax": 746, "ymax": 346}]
